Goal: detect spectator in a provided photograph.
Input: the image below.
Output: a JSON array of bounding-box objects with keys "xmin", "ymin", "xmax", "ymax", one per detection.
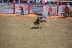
[
  {"xmin": 19, "ymin": 5, "xmax": 24, "ymax": 15},
  {"xmin": 67, "ymin": 3, "xmax": 70, "ymax": 9},
  {"xmin": 67, "ymin": 3, "xmax": 70, "ymax": 16},
  {"xmin": 47, "ymin": 1, "xmax": 51, "ymax": 5},
  {"xmin": 47, "ymin": 6, "xmax": 52, "ymax": 16}
]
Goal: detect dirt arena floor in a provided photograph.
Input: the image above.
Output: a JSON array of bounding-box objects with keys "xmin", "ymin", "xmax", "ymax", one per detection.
[{"xmin": 0, "ymin": 14, "xmax": 72, "ymax": 48}]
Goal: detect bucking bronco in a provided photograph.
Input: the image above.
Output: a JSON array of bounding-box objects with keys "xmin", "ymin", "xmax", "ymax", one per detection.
[{"xmin": 34, "ymin": 16, "xmax": 47, "ymax": 28}]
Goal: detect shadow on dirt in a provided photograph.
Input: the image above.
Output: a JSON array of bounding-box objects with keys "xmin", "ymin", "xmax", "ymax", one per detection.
[{"xmin": 31, "ymin": 27, "xmax": 40, "ymax": 29}]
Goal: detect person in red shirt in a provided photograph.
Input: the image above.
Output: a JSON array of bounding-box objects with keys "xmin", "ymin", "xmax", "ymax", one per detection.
[
  {"xmin": 47, "ymin": 6, "xmax": 52, "ymax": 16},
  {"xmin": 19, "ymin": 5, "xmax": 24, "ymax": 15}
]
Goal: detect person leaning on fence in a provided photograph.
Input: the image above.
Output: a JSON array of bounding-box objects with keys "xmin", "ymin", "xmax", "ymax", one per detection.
[{"xmin": 19, "ymin": 5, "xmax": 24, "ymax": 15}]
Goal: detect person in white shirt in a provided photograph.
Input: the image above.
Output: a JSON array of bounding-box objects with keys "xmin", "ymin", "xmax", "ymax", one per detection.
[
  {"xmin": 67, "ymin": 3, "xmax": 70, "ymax": 9},
  {"xmin": 67, "ymin": 3, "xmax": 71, "ymax": 16}
]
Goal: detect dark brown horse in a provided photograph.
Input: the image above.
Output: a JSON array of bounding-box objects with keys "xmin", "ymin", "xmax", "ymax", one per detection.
[
  {"xmin": 64, "ymin": 6, "xmax": 72, "ymax": 16},
  {"xmin": 34, "ymin": 16, "xmax": 47, "ymax": 28}
]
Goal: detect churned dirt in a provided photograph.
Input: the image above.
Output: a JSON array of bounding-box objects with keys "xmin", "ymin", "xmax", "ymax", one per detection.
[
  {"xmin": 0, "ymin": 13, "xmax": 72, "ymax": 48},
  {"xmin": 0, "ymin": 13, "xmax": 72, "ymax": 20}
]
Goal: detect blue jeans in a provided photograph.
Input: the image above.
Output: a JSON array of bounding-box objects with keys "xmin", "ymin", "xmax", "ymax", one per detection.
[{"xmin": 21, "ymin": 10, "xmax": 24, "ymax": 15}]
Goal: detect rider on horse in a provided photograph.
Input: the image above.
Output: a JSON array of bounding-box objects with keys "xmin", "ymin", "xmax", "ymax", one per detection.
[
  {"xmin": 37, "ymin": 12, "xmax": 47, "ymax": 19},
  {"xmin": 34, "ymin": 13, "xmax": 47, "ymax": 26}
]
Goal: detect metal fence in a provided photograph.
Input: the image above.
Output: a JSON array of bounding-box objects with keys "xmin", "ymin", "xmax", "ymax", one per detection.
[
  {"xmin": 30, "ymin": 4, "xmax": 43, "ymax": 14},
  {"xmin": 0, "ymin": 3, "xmax": 28, "ymax": 14},
  {"xmin": 0, "ymin": 3, "xmax": 72, "ymax": 16}
]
